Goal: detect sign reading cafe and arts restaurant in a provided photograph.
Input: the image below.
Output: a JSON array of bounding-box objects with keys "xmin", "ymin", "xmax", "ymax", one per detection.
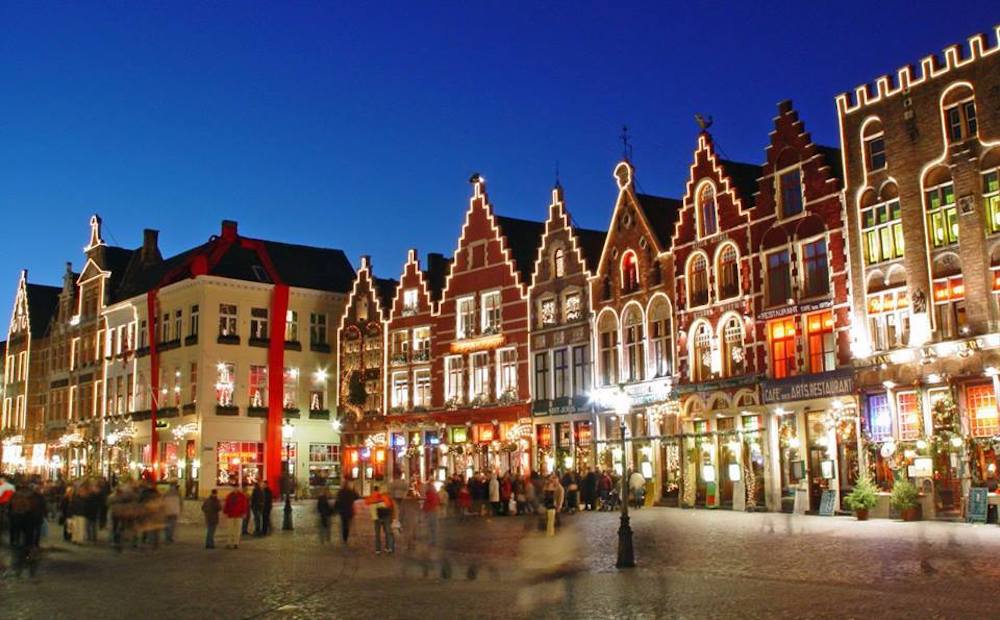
[{"xmin": 761, "ymin": 368, "xmax": 855, "ymax": 405}]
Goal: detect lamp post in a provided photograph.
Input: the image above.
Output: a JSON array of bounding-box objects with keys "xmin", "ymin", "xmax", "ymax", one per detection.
[
  {"xmin": 614, "ymin": 386, "xmax": 635, "ymax": 568},
  {"xmin": 282, "ymin": 421, "xmax": 294, "ymax": 531}
]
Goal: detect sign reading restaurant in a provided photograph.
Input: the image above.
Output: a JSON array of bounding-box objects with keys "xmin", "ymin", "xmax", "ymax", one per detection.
[{"xmin": 761, "ymin": 368, "xmax": 854, "ymax": 404}]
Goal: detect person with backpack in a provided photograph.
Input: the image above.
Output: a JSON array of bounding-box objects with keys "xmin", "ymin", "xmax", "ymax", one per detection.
[
  {"xmin": 201, "ymin": 489, "xmax": 221, "ymax": 550},
  {"xmin": 365, "ymin": 485, "xmax": 394, "ymax": 554},
  {"xmin": 332, "ymin": 481, "xmax": 359, "ymax": 546}
]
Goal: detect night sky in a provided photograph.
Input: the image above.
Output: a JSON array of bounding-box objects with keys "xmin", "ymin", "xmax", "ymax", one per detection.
[{"xmin": 1, "ymin": 3, "xmax": 997, "ymax": 310}]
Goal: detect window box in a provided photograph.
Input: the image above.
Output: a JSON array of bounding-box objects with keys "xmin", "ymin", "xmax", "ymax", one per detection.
[
  {"xmin": 158, "ymin": 406, "xmax": 180, "ymax": 419},
  {"xmin": 248, "ymin": 337, "xmax": 269, "ymax": 348},
  {"xmin": 182, "ymin": 403, "xmax": 196, "ymax": 415},
  {"xmin": 390, "ymin": 353, "xmax": 408, "ymax": 366},
  {"xmin": 217, "ymin": 335, "xmax": 241, "ymax": 346},
  {"xmin": 308, "ymin": 409, "xmax": 330, "ymax": 420},
  {"xmin": 533, "ymin": 399, "xmax": 550, "ymax": 414},
  {"xmin": 310, "ymin": 343, "xmax": 331, "ymax": 353},
  {"xmin": 284, "ymin": 340, "xmax": 302, "ymax": 351},
  {"xmin": 132, "ymin": 409, "xmax": 152, "ymax": 421},
  {"xmin": 247, "ymin": 407, "xmax": 268, "ymax": 418},
  {"xmin": 283, "ymin": 408, "xmax": 300, "ymax": 419},
  {"xmin": 184, "ymin": 335, "xmax": 198, "ymax": 346},
  {"xmin": 412, "ymin": 350, "xmax": 430, "ymax": 362},
  {"xmin": 159, "ymin": 339, "xmax": 181, "ymax": 352},
  {"xmin": 136, "ymin": 347, "xmax": 150, "ymax": 358},
  {"xmin": 216, "ymin": 405, "xmax": 240, "ymax": 417}
]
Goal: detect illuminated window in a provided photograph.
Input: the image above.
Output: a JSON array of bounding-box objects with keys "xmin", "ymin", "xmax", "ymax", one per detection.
[
  {"xmin": 444, "ymin": 356, "xmax": 464, "ymax": 402},
  {"xmin": 865, "ymin": 135, "xmax": 886, "ymax": 171},
  {"xmin": 598, "ymin": 313, "xmax": 618, "ymax": 387},
  {"xmin": 691, "ymin": 321, "xmax": 713, "ymax": 382},
  {"xmin": 622, "ymin": 306, "xmax": 645, "ymax": 383},
  {"xmin": 481, "ymin": 291, "xmax": 501, "ymax": 333},
  {"xmin": 926, "ymin": 182, "xmax": 958, "ymax": 247},
  {"xmin": 553, "ymin": 247, "xmax": 566, "ymax": 278},
  {"xmin": 470, "ymin": 352, "xmax": 489, "ymax": 399},
  {"xmin": 766, "ymin": 250, "xmax": 791, "ymax": 306},
  {"xmin": 866, "ymin": 393, "xmax": 892, "ymax": 441},
  {"xmin": 248, "ymin": 365, "xmax": 267, "ymax": 407},
  {"xmin": 779, "ymin": 168, "xmax": 803, "ymax": 218},
  {"xmin": 896, "ymin": 391, "xmax": 920, "ymax": 441},
  {"xmin": 533, "ymin": 352, "xmax": 550, "ymax": 400},
  {"xmin": 412, "ymin": 326, "xmax": 430, "ymax": 361},
  {"xmin": 189, "ymin": 362, "xmax": 198, "ymax": 404},
  {"xmin": 391, "ymin": 330, "xmax": 409, "ymax": 362},
  {"xmin": 250, "ymin": 308, "xmax": 268, "ymax": 340},
  {"xmin": 413, "ymin": 369, "xmax": 431, "ymax": 407},
  {"xmin": 497, "ymin": 348, "xmax": 517, "ymax": 395},
  {"xmin": 456, "ymin": 297, "xmax": 475, "ymax": 339},
  {"xmin": 688, "ymin": 254, "xmax": 708, "ymax": 307},
  {"xmin": 806, "ymin": 311, "xmax": 836, "ymax": 373},
  {"xmin": 539, "ymin": 298, "xmax": 556, "ymax": 326},
  {"xmin": 721, "ymin": 316, "xmax": 744, "ymax": 377},
  {"xmin": 402, "ymin": 289, "xmax": 419, "ymax": 315},
  {"xmin": 621, "ymin": 251, "xmax": 639, "ymax": 293},
  {"xmin": 984, "ymin": 170, "xmax": 1000, "ymax": 234},
  {"xmin": 933, "ymin": 276, "xmax": 967, "ymax": 340},
  {"xmin": 648, "ymin": 298, "xmax": 672, "ymax": 378},
  {"xmin": 190, "ymin": 305, "xmax": 199, "ymax": 338},
  {"xmin": 802, "ymin": 239, "xmax": 829, "ymax": 298},
  {"xmin": 717, "ymin": 245, "xmax": 739, "ymax": 300},
  {"xmin": 698, "ymin": 184, "xmax": 718, "ymax": 237},
  {"xmin": 391, "ymin": 372, "xmax": 408, "ymax": 408},
  {"xmin": 563, "ymin": 293, "xmax": 582, "ymax": 322},
  {"xmin": 768, "ymin": 317, "xmax": 797, "ymax": 379},
  {"xmin": 861, "ymin": 198, "xmax": 903, "ymax": 265},
  {"xmin": 309, "ymin": 313, "xmax": 327, "ymax": 345},
  {"xmin": 282, "ymin": 367, "xmax": 298, "ymax": 409},
  {"xmin": 867, "ymin": 289, "xmax": 909, "ymax": 351},
  {"xmin": 284, "ymin": 310, "xmax": 298, "ymax": 342},
  {"xmin": 215, "ymin": 362, "xmax": 235, "ymax": 406},
  {"xmin": 945, "ymin": 99, "xmax": 977, "ymax": 143},
  {"xmin": 967, "ymin": 384, "xmax": 998, "ymax": 437}
]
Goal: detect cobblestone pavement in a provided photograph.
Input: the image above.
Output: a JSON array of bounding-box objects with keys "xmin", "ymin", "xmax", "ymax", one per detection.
[{"xmin": 5, "ymin": 502, "xmax": 1000, "ymax": 619}]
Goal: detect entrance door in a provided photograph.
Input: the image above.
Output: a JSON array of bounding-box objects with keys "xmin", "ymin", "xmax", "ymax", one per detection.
[{"xmin": 717, "ymin": 418, "xmax": 736, "ymax": 508}]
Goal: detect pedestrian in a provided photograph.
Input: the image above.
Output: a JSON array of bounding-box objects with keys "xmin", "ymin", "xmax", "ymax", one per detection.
[
  {"xmin": 599, "ymin": 470, "xmax": 613, "ymax": 510},
  {"xmin": 333, "ymin": 481, "xmax": 359, "ymax": 546},
  {"xmin": 251, "ymin": 481, "xmax": 264, "ymax": 536},
  {"xmin": 500, "ymin": 474, "xmax": 513, "ymax": 516},
  {"xmin": 628, "ymin": 468, "xmax": 646, "ymax": 509},
  {"xmin": 222, "ymin": 487, "xmax": 249, "ymax": 549},
  {"xmin": 107, "ymin": 487, "xmax": 129, "ymax": 552},
  {"xmin": 582, "ymin": 468, "xmax": 598, "ymax": 511},
  {"xmin": 389, "ymin": 473, "xmax": 408, "ymax": 526},
  {"xmin": 241, "ymin": 485, "xmax": 252, "ymax": 535},
  {"xmin": 162, "ymin": 484, "xmax": 181, "ymax": 544},
  {"xmin": 138, "ymin": 482, "xmax": 163, "ymax": 548},
  {"xmin": 399, "ymin": 489, "xmax": 420, "ymax": 552},
  {"xmin": 421, "ymin": 480, "xmax": 440, "ymax": 546},
  {"xmin": 488, "ymin": 473, "xmax": 500, "ymax": 516},
  {"xmin": 8, "ymin": 482, "xmax": 46, "ymax": 577},
  {"xmin": 201, "ymin": 489, "xmax": 221, "ymax": 549},
  {"xmin": 316, "ymin": 488, "xmax": 333, "ymax": 544},
  {"xmin": 543, "ymin": 476, "xmax": 557, "ymax": 537},
  {"xmin": 457, "ymin": 483, "xmax": 472, "ymax": 518},
  {"xmin": 261, "ymin": 481, "xmax": 274, "ymax": 535},
  {"xmin": 365, "ymin": 485, "xmax": 395, "ymax": 554}
]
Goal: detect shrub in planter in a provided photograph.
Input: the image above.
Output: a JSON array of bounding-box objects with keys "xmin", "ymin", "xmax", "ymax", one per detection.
[
  {"xmin": 844, "ymin": 475, "xmax": 879, "ymax": 520},
  {"xmin": 890, "ymin": 480, "xmax": 921, "ymax": 521}
]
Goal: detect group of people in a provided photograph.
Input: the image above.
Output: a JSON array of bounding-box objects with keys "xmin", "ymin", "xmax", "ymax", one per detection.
[{"xmin": 199, "ymin": 480, "xmax": 276, "ymax": 550}]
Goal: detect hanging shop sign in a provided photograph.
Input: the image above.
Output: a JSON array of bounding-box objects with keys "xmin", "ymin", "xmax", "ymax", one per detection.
[
  {"xmin": 761, "ymin": 368, "xmax": 854, "ymax": 404},
  {"xmin": 449, "ymin": 334, "xmax": 506, "ymax": 354}
]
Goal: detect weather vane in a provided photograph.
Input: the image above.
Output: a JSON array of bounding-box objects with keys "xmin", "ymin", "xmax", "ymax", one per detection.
[
  {"xmin": 694, "ymin": 113, "xmax": 713, "ymax": 131},
  {"xmin": 620, "ymin": 124, "xmax": 632, "ymax": 160}
]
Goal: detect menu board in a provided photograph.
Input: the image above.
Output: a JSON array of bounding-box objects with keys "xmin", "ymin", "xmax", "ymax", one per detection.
[
  {"xmin": 819, "ymin": 489, "xmax": 837, "ymax": 516},
  {"xmin": 967, "ymin": 487, "xmax": 988, "ymax": 524}
]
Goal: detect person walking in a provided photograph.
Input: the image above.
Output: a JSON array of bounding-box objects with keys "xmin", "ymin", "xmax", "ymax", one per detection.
[
  {"xmin": 161, "ymin": 484, "xmax": 181, "ymax": 544},
  {"xmin": 223, "ymin": 487, "xmax": 249, "ymax": 549},
  {"xmin": 582, "ymin": 468, "xmax": 598, "ymax": 511},
  {"xmin": 316, "ymin": 488, "xmax": 333, "ymax": 544},
  {"xmin": 421, "ymin": 480, "xmax": 440, "ymax": 546},
  {"xmin": 488, "ymin": 473, "xmax": 500, "ymax": 517},
  {"xmin": 365, "ymin": 485, "xmax": 394, "ymax": 554},
  {"xmin": 389, "ymin": 473, "xmax": 408, "ymax": 527},
  {"xmin": 543, "ymin": 476, "xmax": 558, "ymax": 537},
  {"xmin": 628, "ymin": 468, "xmax": 646, "ymax": 509},
  {"xmin": 333, "ymin": 481, "xmax": 359, "ymax": 546},
  {"xmin": 250, "ymin": 482, "xmax": 264, "ymax": 536},
  {"xmin": 201, "ymin": 489, "xmax": 221, "ymax": 549},
  {"xmin": 261, "ymin": 482, "xmax": 274, "ymax": 535},
  {"xmin": 82, "ymin": 484, "xmax": 101, "ymax": 543},
  {"xmin": 500, "ymin": 474, "xmax": 512, "ymax": 516}
]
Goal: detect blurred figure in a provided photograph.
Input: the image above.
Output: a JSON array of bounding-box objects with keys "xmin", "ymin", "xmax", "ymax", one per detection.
[
  {"xmin": 107, "ymin": 486, "xmax": 130, "ymax": 552},
  {"xmin": 500, "ymin": 474, "xmax": 512, "ymax": 516},
  {"xmin": 598, "ymin": 470, "xmax": 613, "ymax": 510},
  {"xmin": 628, "ymin": 468, "xmax": 646, "ymax": 509},
  {"xmin": 201, "ymin": 489, "xmax": 221, "ymax": 549},
  {"xmin": 389, "ymin": 473, "xmax": 408, "ymax": 527},
  {"xmin": 8, "ymin": 482, "xmax": 46, "ymax": 578},
  {"xmin": 316, "ymin": 487, "xmax": 333, "ymax": 544},
  {"xmin": 365, "ymin": 485, "xmax": 394, "ymax": 554},
  {"xmin": 241, "ymin": 485, "xmax": 252, "ymax": 536},
  {"xmin": 399, "ymin": 489, "xmax": 420, "ymax": 552},
  {"xmin": 162, "ymin": 484, "xmax": 181, "ymax": 543},
  {"xmin": 222, "ymin": 487, "xmax": 249, "ymax": 549},
  {"xmin": 488, "ymin": 473, "xmax": 500, "ymax": 516},
  {"xmin": 138, "ymin": 482, "xmax": 163, "ymax": 548},
  {"xmin": 250, "ymin": 481, "xmax": 264, "ymax": 536},
  {"xmin": 543, "ymin": 476, "xmax": 558, "ymax": 537},
  {"xmin": 333, "ymin": 481, "xmax": 359, "ymax": 546},
  {"xmin": 261, "ymin": 481, "xmax": 274, "ymax": 535},
  {"xmin": 421, "ymin": 479, "xmax": 440, "ymax": 546},
  {"xmin": 582, "ymin": 468, "xmax": 597, "ymax": 511}
]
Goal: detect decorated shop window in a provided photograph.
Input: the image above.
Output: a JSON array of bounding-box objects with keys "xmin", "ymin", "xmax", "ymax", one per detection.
[
  {"xmin": 967, "ymin": 384, "xmax": 999, "ymax": 438},
  {"xmin": 563, "ymin": 294, "xmax": 582, "ymax": 322},
  {"xmin": 215, "ymin": 362, "xmax": 235, "ymax": 406},
  {"xmin": 867, "ymin": 289, "xmax": 909, "ymax": 351},
  {"xmin": 932, "ymin": 276, "xmax": 966, "ymax": 340},
  {"xmin": 248, "ymin": 365, "xmax": 267, "ymax": 407},
  {"xmin": 767, "ymin": 318, "xmax": 797, "ymax": 379},
  {"xmin": 984, "ymin": 170, "xmax": 1000, "ymax": 234},
  {"xmin": 721, "ymin": 316, "xmax": 744, "ymax": 378},
  {"xmin": 216, "ymin": 441, "xmax": 263, "ymax": 486},
  {"xmin": 539, "ymin": 298, "xmax": 556, "ymax": 326},
  {"xmin": 895, "ymin": 391, "xmax": 921, "ymax": 441},
  {"xmin": 865, "ymin": 393, "xmax": 892, "ymax": 441},
  {"xmin": 283, "ymin": 367, "xmax": 298, "ymax": 409}
]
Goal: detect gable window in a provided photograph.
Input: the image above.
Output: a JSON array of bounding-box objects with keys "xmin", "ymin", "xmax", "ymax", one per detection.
[
  {"xmin": 444, "ymin": 356, "xmax": 464, "ymax": 403},
  {"xmin": 766, "ymin": 250, "xmax": 791, "ymax": 306},
  {"xmin": 481, "ymin": 291, "xmax": 501, "ymax": 334},
  {"xmin": 779, "ymin": 168, "xmax": 803, "ymax": 218},
  {"xmin": 721, "ymin": 316, "xmax": 745, "ymax": 377},
  {"xmin": 983, "ymin": 170, "xmax": 1000, "ymax": 234},
  {"xmin": 926, "ymin": 182, "xmax": 958, "ymax": 247},
  {"xmin": 597, "ymin": 314, "xmax": 618, "ymax": 387},
  {"xmin": 456, "ymin": 297, "xmax": 475, "ymax": 339},
  {"xmin": 497, "ymin": 348, "xmax": 517, "ymax": 396},
  {"xmin": 356, "ymin": 297, "xmax": 369, "ymax": 321},
  {"xmin": 621, "ymin": 251, "xmax": 639, "ymax": 293},
  {"xmin": 691, "ymin": 322, "xmax": 712, "ymax": 382},
  {"xmin": 648, "ymin": 299, "xmax": 672, "ymax": 378},
  {"xmin": 309, "ymin": 313, "xmax": 327, "ymax": 345},
  {"xmin": 945, "ymin": 99, "xmax": 977, "ymax": 143},
  {"xmin": 688, "ymin": 254, "xmax": 709, "ymax": 307},
  {"xmin": 563, "ymin": 293, "xmax": 582, "ymax": 322},
  {"xmin": 413, "ymin": 369, "xmax": 431, "ymax": 408},
  {"xmin": 698, "ymin": 184, "xmax": 718, "ymax": 237},
  {"xmin": 933, "ymin": 276, "xmax": 967, "ymax": 340},
  {"xmin": 802, "ymin": 239, "xmax": 829, "ymax": 298},
  {"xmin": 539, "ymin": 298, "xmax": 556, "ymax": 327},
  {"xmin": 533, "ymin": 352, "xmax": 550, "ymax": 400},
  {"xmin": 806, "ymin": 311, "xmax": 836, "ymax": 373},
  {"xmin": 867, "ymin": 289, "xmax": 909, "ymax": 351},
  {"xmin": 768, "ymin": 317, "xmax": 797, "ymax": 379},
  {"xmin": 861, "ymin": 197, "xmax": 903, "ymax": 264},
  {"xmin": 717, "ymin": 245, "xmax": 739, "ymax": 300},
  {"xmin": 967, "ymin": 384, "xmax": 999, "ymax": 437},
  {"xmin": 553, "ymin": 247, "xmax": 566, "ymax": 278},
  {"xmin": 623, "ymin": 306, "xmax": 645, "ymax": 383},
  {"xmin": 402, "ymin": 289, "xmax": 419, "ymax": 316},
  {"xmin": 250, "ymin": 308, "xmax": 268, "ymax": 340},
  {"xmin": 865, "ymin": 135, "xmax": 886, "ymax": 171}
]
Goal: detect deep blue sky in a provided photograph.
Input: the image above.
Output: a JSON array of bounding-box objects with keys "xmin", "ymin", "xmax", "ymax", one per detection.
[{"xmin": 1, "ymin": 3, "xmax": 997, "ymax": 310}]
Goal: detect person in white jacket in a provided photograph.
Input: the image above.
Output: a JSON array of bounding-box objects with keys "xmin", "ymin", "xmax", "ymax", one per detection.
[
  {"xmin": 628, "ymin": 469, "xmax": 646, "ymax": 509},
  {"xmin": 162, "ymin": 484, "xmax": 182, "ymax": 543},
  {"xmin": 488, "ymin": 474, "xmax": 500, "ymax": 516}
]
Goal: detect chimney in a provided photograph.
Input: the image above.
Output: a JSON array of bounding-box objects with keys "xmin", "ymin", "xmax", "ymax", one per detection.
[
  {"xmin": 221, "ymin": 220, "xmax": 238, "ymax": 240},
  {"xmin": 141, "ymin": 229, "xmax": 161, "ymax": 263}
]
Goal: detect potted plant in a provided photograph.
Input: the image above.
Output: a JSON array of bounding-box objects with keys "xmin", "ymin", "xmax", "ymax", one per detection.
[
  {"xmin": 844, "ymin": 475, "xmax": 878, "ymax": 520},
  {"xmin": 890, "ymin": 479, "xmax": 921, "ymax": 521}
]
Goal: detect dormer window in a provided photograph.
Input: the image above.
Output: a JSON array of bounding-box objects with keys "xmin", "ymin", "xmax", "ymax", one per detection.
[
  {"xmin": 698, "ymin": 184, "xmax": 718, "ymax": 237},
  {"xmin": 621, "ymin": 251, "xmax": 639, "ymax": 293},
  {"xmin": 402, "ymin": 288, "xmax": 419, "ymax": 315}
]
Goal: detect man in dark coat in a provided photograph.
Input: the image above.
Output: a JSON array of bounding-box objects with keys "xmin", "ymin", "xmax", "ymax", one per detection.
[
  {"xmin": 332, "ymin": 481, "xmax": 359, "ymax": 545},
  {"xmin": 582, "ymin": 469, "xmax": 598, "ymax": 511},
  {"xmin": 261, "ymin": 482, "xmax": 274, "ymax": 535},
  {"xmin": 250, "ymin": 482, "xmax": 264, "ymax": 536},
  {"xmin": 201, "ymin": 489, "xmax": 221, "ymax": 549}
]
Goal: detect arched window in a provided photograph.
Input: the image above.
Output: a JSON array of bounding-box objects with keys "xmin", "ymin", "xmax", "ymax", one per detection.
[
  {"xmin": 924, "ymin": 166, "xmax": 957, "ymax": 248},
  {"xmin": 553, "ymin": 247, "xmax": 566, "ymax": 278},
  {"xmin": 691, "ymin": 321, "xmax": 713, "ymax": 382},
  {"xmin": 688, "ymin": 254, "xmax": 709, "ymax": 307},
  {"xmin": 717, "ymin": 245, "xmax": 739, "ymax": 300},
  {"xmin": 698, "ymin": 184, "xmax": 718, "ymax": 237},
  {"xmin": 720, "ymin": 315, "xmax": 745, "ymax": 377},
  {"xmin": 942, "ymin": 84, "xmax": 977, "ymax": 144},
  {"xmin": 622, "ymin": 305, "xmax": 645, "ymax": 383},
  {"xmin": 621, "ymin": 251, "xmax": 639, "ymax": 293},
  {"xmin": 648, "ymin": 297, "xmax": 673, "ymax": 377},
  {"xmin": 861, "ymin": 118, "xmax": 886, "ymax": 172},
  {"xmin": 597, "ymin": 312, "xmax": 619, "ymax": 387},
  {"xmin": 860, "ymin": 182, "xmax": 903, "ymax": 265}
]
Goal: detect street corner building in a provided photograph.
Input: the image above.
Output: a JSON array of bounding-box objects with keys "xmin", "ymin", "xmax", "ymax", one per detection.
[{"xmin": 3, "ymin": 23, "xmax": 1000, "ymax": 524}]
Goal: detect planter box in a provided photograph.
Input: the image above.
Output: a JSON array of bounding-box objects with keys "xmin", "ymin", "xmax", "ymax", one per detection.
[
  {"xmin": 217, "ymin": 335, "xmax": 240, "ymax": 345},
  {"xmin": 308, "ymin": 409, "xmax": 330, "ymax": 420},
  {"xmin": 309, "ymin": 343, "xmax": 331, "ymax": 353},
  {"xmin": 216, "ymin": 406, "xmax": 239, "ymax": 416},
  {"xmin": 283, "ymin": 409, "xmax": 300, "ymax": 419},
  {"xmin": 248, "ymin": 338, "xmax": 269, "ymax": 348},
  {"xmin": 182, "ymin": 403, "xmax": 196, "ymax": 415},
  {"xmin": 247, "ymin": 407, "xmax": 268, "ymax": 418},
  {"xmin": 184, "ymin": 335, "xmax": 198, "ymax": 346},
  {"xmin": 158, "ymin": 407, "xmax": 180, "ymax": 419}
]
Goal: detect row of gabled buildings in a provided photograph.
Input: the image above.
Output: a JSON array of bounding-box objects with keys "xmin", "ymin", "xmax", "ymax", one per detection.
[{"xmin": 3, "ymin": 26, "xmax": 1000, "ymax": 518}]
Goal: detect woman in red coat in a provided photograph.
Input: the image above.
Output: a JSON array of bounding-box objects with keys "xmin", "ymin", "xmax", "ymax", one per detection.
[{"xmin": 223, "ymin": 489, "xmax": 249, "ymax": 549}]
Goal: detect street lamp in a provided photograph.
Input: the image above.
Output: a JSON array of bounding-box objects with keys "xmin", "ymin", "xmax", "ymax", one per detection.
[
  {"xmin": 614, "ymin": 385, "xmax": 635, "ymax": 569},
  {"xmin": 281, "ymin": 421, "xmax": 295, "ymax": 531}
]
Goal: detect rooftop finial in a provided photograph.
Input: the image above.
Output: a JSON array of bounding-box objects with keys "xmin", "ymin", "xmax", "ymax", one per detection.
[
  {"xmin": 695, "ymin": 113, "xmax": 713, "ymax": 131},
  {"xmin": 620, "ymin": 125, "xmax": 632, "ymax": 161}
]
